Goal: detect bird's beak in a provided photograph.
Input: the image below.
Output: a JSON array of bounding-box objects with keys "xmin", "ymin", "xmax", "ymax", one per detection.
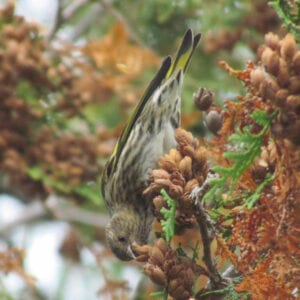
[{"xmin": 127, "ymin": 244, "xmax": 137, "ymax": 259}]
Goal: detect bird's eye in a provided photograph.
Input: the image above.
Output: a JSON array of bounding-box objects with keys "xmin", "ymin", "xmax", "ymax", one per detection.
[{"xmin": 118, "ymin": 236, "xmax": 126, "ymax": 243}]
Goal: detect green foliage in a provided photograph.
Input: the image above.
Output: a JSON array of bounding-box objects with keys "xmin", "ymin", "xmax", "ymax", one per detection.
[
  {"xmin": 270, "ymin": 0, "xmax": 300, "ymax": 41},
  {"xmin": 243, "ymin": 174, "xmax": 273, "ymax": 209},
  {"xmin": 204, "ymin": 110, "xmax": 275, "ymax": 207},
  {"xmin": 27, "ymin": 166, "xmax": 101, "ymax": 206},
  {"xmin": 160, "ymin": 189, "xmax": 176, "ymax": 244},
  {"xmin": 199, "ymin": 280, "xmax": 250, "ymax": 300},
  {"xmin": 150, "ymin": 290, "xmax": 168, "ymax": 299}
]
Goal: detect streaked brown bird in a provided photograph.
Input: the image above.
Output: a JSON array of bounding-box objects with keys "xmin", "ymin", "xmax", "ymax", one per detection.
[{"xmin": 101, "ymin": 29, "xmax": 201, "ymax": 260}]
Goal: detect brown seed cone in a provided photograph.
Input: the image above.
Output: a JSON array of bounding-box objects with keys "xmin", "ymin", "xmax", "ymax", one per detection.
[
  {"xmin": 149, "ymin": 247, "xmax": 165, "ymax": 266},
  {"xmin": 205, "ymin": 110, "xmax": 223, "ymax": 134},
  {"xmin": 155, "ymin": 238, "xmax": 169, "ymax": 254},
  {"xmin": 176, "ymin": 210, "xmax": 196, "ymax": 227},
  {"xmin": 265, "ymin": 32, "xmax": 280, "ymax": 51},
  {"xmin": 252, "ymin": 31, "xmax": 300, "ymax": 146},
  {"xmin": 277, "ymin": 58, "xmax": 289, "ymax": 87},
  {"xmin": 280, "ymin": 34, "xmax": 297, "ymax": 62},
  {"xmin": 138, "ymin": 236, "xmax": 198, "ymax": 298},
  {"xmin": 153, "ymin": 195, "xmax": 166, "ymax": 218},
  {"xmin": 158, "ymin": 156, "xmax": 177, "ymax": 173},
  {"xmin": 288, "ymin": 76, "xmax": 300, "ymax": 94},
  {"xmin": 178, "ymin": 156, "xmax": 193, "ymax": 180},
  {"xmin": 275, "ymin": 89, "xmax": 289, "ymax": 107},
  {"xmin": 261, "ymin": 47, "xmax": 280, "ymax": 76},
  {"xmin": 292, "ymin": 52, "xmax": 300, "ymax": 74},
  {"xmin": 250, "ymin": 68, "xmax": 265, "ymax": 89},
  {"xmin": 168, "ymin": 279, "xmax": 191, "ymax": 300},
  {"xmin": 168, "ymin": 183, "xmax": 184, "ymax": 198},
  {"xmin": 145, "ymin": 128, "xmax": 209, "ymax": 227},
  {"xmin": 194, "ymin": 87, "xmax": 214, "ymax": 111},
  {"xmin": 175, "ymin": 128, "xmax": 197, "ymax": 149},
  {"xmin": 265, "ymin": 77, "xmax": 279, "ymax": 99},
  {"xmin": 286, "ymin": 95, "xmax": 300, "ymax": 110},
  {"xmin": 152, "ymin": 169, "xmax": 171, "ymax": 180},
  {"xmin": 144, "ymin": 264, "xmax": 167, "ymax": 286},
  {"xmin": 170, "ymin": 171, "xmax": 185, "ymax": 187}
]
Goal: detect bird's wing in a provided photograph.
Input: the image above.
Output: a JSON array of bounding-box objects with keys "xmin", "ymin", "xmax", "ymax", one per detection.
[{"xmin": 107, "ymin": 29, "xmax": 201, "ymax": 175}]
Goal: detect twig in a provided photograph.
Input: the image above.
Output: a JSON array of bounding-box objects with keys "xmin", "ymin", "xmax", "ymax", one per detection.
[
  {"xmin": 46, "ymin": 0, "xmax": 100, "ymax": 41},
  {"xmin": 101, "ymin": 0, "xmax": 145, "ymax": 47},
  {"xmin": 47, "ymin": 0, "xmax": 64, "ymax": 41},
  {"xmin": 62, "ymin": 0, "xmax": 90, "ymax": 21},
  {"xmin": 191, "ymin": 172, "xmax": 226, "ymax": 289},
  {"xmin": 195, "ymin": 202, "xmax": 224, "ymax": 289},
  {"xmin": 45, "ymin": 195, "xmax": 109, "ymax": 227},
  {"xmin": 0, "ymin": 201, "xmax": 47, "ymax": 238},
  {"xmin": 68, "ymin": 3, "xmax": 104, "ymax": 41},
  {"xmin": 0, "ymin": 195, "xmax": 109, "ymax": 238}
]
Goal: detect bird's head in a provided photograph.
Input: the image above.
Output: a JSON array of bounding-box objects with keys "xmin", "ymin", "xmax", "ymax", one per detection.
[{"xmin": 105, "ymin": 209, "xmax": 149, "ymax": 261}]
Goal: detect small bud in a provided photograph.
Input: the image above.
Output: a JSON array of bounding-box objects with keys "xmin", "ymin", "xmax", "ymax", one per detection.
[
  {"xmin": 169, "ymin": 264, "xmax": 185, "ymax": 279},
  {"xmin": 153, "ymin": 195, "xmax": 166, "ymax": 211},
  {"xmin": 159, "ymin": 157, "xmax": 177, "ymax": 173},
  {"xmin": 169, "ymin": 148, "xmax": 182, "ymax": 163},
  {"xmin": 132, "ymin": 243, "xmax": 151, "ymax": 256},
  {"xmin": 265, "ymin": 32, "xmax": 280, "ymax": 51},
  {"xmin": 152, "ymin": 169, "xmax": 170, "ymax": 180},
  {"xmin": 135, "ymin": 254, "xmax": 149, "ymax": 262},
  {"xmin": 154, "ymin": 178, "xmax": 173, "ymax": 189},
  {"xmin": 205, "ymin": 110, "xmax": 223, "ymax": 134},
  {"xmin": 193, "ymin": 147, "xmax": 208, "ymax": 167},
  {"xmin": 155, "ymin": 238, "xmax": 169, "ymax": 254},
  {"xmin": 261, "ymin": 47, "xmax": 279, "ymax": 76},
  {"xmin": 184, "ymin": 179, "xmax": 199, "ymax": 193},
  {"xmin": 257, "ymin": 45, "xmax": 266, "ymax": 61},
  {"xmin": 175, "ymin": 128, "xmax": 194, "ymax": 146},
  {"xmin": 195, "ymin": 173, "xmax": 206, "ymax": 185},
  {"xmin": 144, "ymin": 264, "xmax": 167, "ymax": 286},
  {"xmin": 280, "ymin": 34, "xmax": 297, "ymax": 61},
  {"xmin": 184, "ymin": 268, "xmax": 195, "ymax": 285},
  {"xmin": 292, "ymin": 52, "xmax": 300, "ymax": 74},
  {"xmin": 279, "ymin": 111, "xmax": 297, "ymax": 126},
  {"xmin": 277, "ymin": 58, "xmax": 289, "ymax": 87},
  {"xmin": 181, "ymin": 145, "xmax": 195, "ymax": 158},
  {"xmin": 170, "ymin": 171, "xmax": 185, "ymax": 187},
  {"xmin": 271, "ymin": 122, "xmax": 284, "ymax": 138},
  {"xmin": 168, "ymin": 279, "xmax": 189, "ymax": 299},
  {"xmin": 286, "ymin": 95, "xmax": 300, "ymax": 110},
  {"xmin": 250, "ymin": 68, "xmax": 265, "ymax": 88},
  {"xmin": 288, "ymin": 76, "xmax": 300, "ymax": 94},
  {"xmin": 149, "ymin": 247, "xmax": 164, "ymax": 266},
  {"xmin": 193, "ymin": 87, "xmax": 214, "ymax": 111},
  {"xmin": 265, "ymin": 77, "xmax": 279, "ymax": 99},
  {"xmin": 275, "ymin": 89, "xmax": 288, "ymax": 107},
  {"xmin": 168, "ymin": 183, "xmax": 183, "ymax": 198},
  {"xmin": 178, "ymin": 156, "xmax": 193, "ymax": 180}
]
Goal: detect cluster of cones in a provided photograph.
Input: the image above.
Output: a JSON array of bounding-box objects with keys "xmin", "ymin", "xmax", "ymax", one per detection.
[
  {"xmin": 144, "ymin": 128, "xmax": 209, "ymax": 227},
  {"xmin": 250, "ymin": 33, "xmax": 300, "ymax": 145},
  {"xmin": 133, "ymin": 238, "xmax": 201, "ymax": 299},
  {"xmin": 133, "ymin": 128, "xmax": 210, "ymax": 298}
]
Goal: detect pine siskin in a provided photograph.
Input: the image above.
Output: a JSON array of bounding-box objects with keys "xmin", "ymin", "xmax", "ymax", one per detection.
[{"xmin": 101, "ymin": 29, "xmax": 201, "ymax": 260}]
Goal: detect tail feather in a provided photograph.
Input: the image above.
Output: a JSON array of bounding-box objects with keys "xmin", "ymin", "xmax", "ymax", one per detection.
[{"xmin": 166, "ymin": 29, "xmax": 201, "ymax": 79}]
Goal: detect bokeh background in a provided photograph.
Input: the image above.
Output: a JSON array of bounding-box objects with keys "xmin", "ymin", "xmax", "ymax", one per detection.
[{"xmin": 0, "ymin": 0, "xmax": 297, "ymax": 299}]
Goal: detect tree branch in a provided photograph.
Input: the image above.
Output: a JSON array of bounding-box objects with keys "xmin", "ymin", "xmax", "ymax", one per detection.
[
  {"xmin": 0, "ymin": 195, "xmax": 109, "ymax": 238},
  {"xmin": 47, "ymin": 0, "xmax": 64, "ymax": 41},
  {"xmin": 68, "ymin": 3, "xmax": 104, "ymax": 41},
  {"xmin": 62, "ymin": 0, "xmax": 90, "ymax": 21},
  {"xmin": 191, "ymin": 173, "xmax": 226, "ymax": 289}
]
